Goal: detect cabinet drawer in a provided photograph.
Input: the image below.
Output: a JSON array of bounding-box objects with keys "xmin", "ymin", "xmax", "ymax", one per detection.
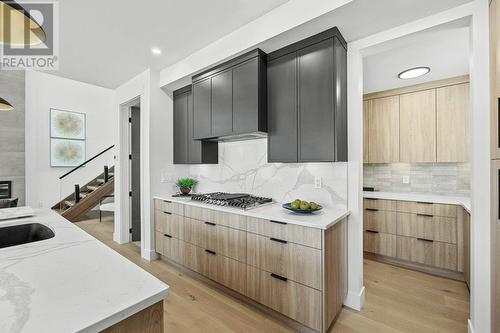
[
  {"xmin": 178, "ymin": 241, "xmax": 217, "ymax": 279},
  {"xmin": 364, "ymin": 209, "xmax": 397, "ymax": 234},
  {"xmin": 184, "ymin": 205, "xmax": 247, "ymax": 230},
  {"xmin": 214, "ymin": 224, "xmax": 246, "ymax": 262},
  {"xmin": 396, "ymin": 201, "xmax": 457, "ymax": 218},
  {"xmin": 155, "ymin": 232, "xmax": 181, "ymax": 262},
  {"xmin": 246, "ymin": 265, "xmax": 321, "ymax": 331},
  {"xmin": 246, "ymin": 233, "xmax": 321, "ymax": 289},
  {"xmin": 246, "ymin": 217, "xmax": 321, "ymax": 249},
  {"xmin": 396, "ymin": 236, "xmax": 457, "ymax": 270},
  {"xmin": 154, "ymin": 199, "xmax": 184, "ymax": 215},
  {"xmin": 217, "ymin": 255, "xmax": 247, "ymax": 295},
  {"xmin": 363, "ymin": 231, "xmax": 396, "ymax": 257},
  {"xmin": 396, "ymin": 213, "xmax": 457, "ymax": 244},
  {"xmin": 364, "ymin": 198, "xmax": 397, "ymax": 211},
  {"xmin": 179, "ymin": 217, "xmax": 206, "ymax": 248},
  {"xmin": 154, "ymin": 209, "xmax": 180, "ymax": 238}
]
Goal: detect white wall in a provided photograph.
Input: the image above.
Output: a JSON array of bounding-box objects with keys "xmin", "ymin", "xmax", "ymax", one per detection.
[{"xmin": 25, "ymin": 71, "xmax": 115, "ymax": 209}]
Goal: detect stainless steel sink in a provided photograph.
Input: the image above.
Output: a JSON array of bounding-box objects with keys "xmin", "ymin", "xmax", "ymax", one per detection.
[{"xmin": 0, "ymin": 223, "xmax": 55, "ymax": 249}]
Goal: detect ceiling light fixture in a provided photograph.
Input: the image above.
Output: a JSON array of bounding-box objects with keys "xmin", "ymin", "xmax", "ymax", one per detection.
[
  {"xmin": 0, "ymin": 0, "xmax": 46, "ymax": 46},
  {"xmin": 151, "ymin": 47, "xmax": 162, "ymax": 55},
  {"xmin": 398, "ymin": 66, "xmax": 430, "ymax": 80},
  {"xmin": 0, "ymin": 97, "xmax": 14, "ymax": 111}
]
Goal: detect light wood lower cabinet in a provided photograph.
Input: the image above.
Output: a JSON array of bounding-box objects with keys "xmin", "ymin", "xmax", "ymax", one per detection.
[
  {"xmin": 246, "ymin": 265, "xmax": 322, "ymax": 331},
  {"xmin": 363, "ymin": 231, "xmax": 396, "ymax": 257},
  {"xmin": 153, "ymin": 199, "xmax": 347, "ymax": 332},
  {"xmin": 364, "ymin": 198, "xmax": 464, "ymax": 275},
  {"xmin": 246, "ymin": 233, "xmax": 322, "ymax": 289}
]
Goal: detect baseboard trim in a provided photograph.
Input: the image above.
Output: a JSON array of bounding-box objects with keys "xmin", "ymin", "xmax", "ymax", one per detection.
[
  {"xmin": 142, "ymin": 248, "xmax": 158, "ymax": 261},
  {"xmin": 467, "ymin": 319, "xmax": 474, "ymax": 333},
  {"xmin": 344, "ymin": 286, "xmax": 365, "ymax": 311}
]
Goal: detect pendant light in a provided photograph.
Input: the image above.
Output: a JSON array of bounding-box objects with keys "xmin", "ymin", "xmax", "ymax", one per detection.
[
  {"xmin": 0, "ymin": 97, "xmax": 14, "ymax": 111},
  {"xmin": 0, "ymin": 0, "xmax": 46, "ymax": 46}
]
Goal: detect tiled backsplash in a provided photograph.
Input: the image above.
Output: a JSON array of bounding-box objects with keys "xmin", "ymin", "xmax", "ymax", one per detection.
[
  {"xmin": 163, "ymin": 138, "xmax": 348, "ymax": 209},
  {"xmin": 363, "ymin": 163, "xmax": 470, "ymax": 195}
]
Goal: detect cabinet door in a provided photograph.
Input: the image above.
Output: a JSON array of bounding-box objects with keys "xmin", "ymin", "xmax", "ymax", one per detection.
[
  {"xmin": 400, "ymin": 89, "xmax": 437, "ymax": 162},
  {"xmin": 463, "ymin": 210, "xmax": 470, "ymax": 288},
  {"xmin": 173, "ymin": 92, "xmax": 188, "ymax": 164},
  {"xmin": 211, "ymin": 69, "xmax": 233, "ymax": 137},
  {"xmin": 367, "ymin": 96, "xmax": 400, "ymax": 163},
  {"xmin": 298, "ymin": 38, "xmax": 335, "ymax": 162},
  {"xmin": 187, "ymin": 89, "xmax": 201, "ymax": 163},
  {"xmin": 333, "ymin": 37, "xmax": 348, "ymax": 161},
  {"xmin": 233, "ymin": 58, "xmax": 259, "ymax": 133},
  {"xmin": 436, "ymin": 83, "xmax": 470, "ymax": 162},
  {"xmin": 363, "ymin": 100, "xmax": 371, "ymax": 163},
  {"xmin": 193, "ymin": 79, "xmax": 212, "ymax": 139},
  {"xmin": 267, "ymin": 52, "xmax": 298, "ymax": 162}
]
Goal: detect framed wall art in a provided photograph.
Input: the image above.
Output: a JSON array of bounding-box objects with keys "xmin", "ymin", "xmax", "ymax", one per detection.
[{"xmin": 50, "ymin": 109, "xmax": 86, "ymax": 167}]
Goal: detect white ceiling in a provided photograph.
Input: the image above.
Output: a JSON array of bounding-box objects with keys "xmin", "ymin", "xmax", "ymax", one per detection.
[
  {"xmin": 34, "ymin": 0, "xmax": 472, "ymax": 89},
  {"xmin": 41, "ymin": 0, "xmax": 289, "ymax": 88},
  {"xmin": 363, "ymin": 19, "xmax": 470, "ymax": 93}
]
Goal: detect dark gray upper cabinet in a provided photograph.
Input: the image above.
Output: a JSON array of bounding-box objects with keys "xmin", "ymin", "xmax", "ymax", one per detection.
[
  {"xmin": 267, "ymin": 27, "xmax": 347, "ymax": 163},
  {"xmin": 267, "ymin": 53, "xmax": 298, "ymax": 163},
  {"xmin": 211, "ymin": 69, "xmax": 233, "ymax": 137},
  {"xmin": 192, "ymin": 49, "xmax": 267, "ymax": 140},
  {"xmin": 174, "ymin": 85, "xmax": 218, "ymax": 164},
  {"xmin": 193, "ymin": 79, "xmax": 212, "ymax": 139}
]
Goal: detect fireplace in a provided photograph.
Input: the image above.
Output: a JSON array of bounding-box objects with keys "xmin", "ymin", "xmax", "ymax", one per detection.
[{"xmin": 0, "ymin": 181, "xmax": 12, "ymax": 199}]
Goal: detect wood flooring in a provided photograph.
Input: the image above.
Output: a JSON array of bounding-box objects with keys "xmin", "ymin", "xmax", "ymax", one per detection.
[{"xmin": 76, "ymin": 215, "xmax": 469, "ymax": 333}]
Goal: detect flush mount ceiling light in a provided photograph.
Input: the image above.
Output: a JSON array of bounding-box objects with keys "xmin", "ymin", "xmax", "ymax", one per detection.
[
  {"xmin": 0, "ymin": 0, "xmax": 46, "ymax": 46},
  {"xmin": 0, "ymin": 97, "xmax": 14, "ymax": 111},
  {"xmin": 398, "ymin": 66, "xmax": 430, "ymax": 80},
  {"xmin": 151, "ymin": 47, "xmax": 162, "ymax": 55}
]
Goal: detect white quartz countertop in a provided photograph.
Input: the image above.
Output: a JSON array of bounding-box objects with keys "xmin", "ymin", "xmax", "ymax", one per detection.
[
  {"xmin": 363, "ymin": 191, "xmax": 471, "ymax": 213},
  {"xmin": 0, "ymin": 209, "xmax": 169, "ymax": 333},
  {"xmin": 155, "ymin": 196, "xmax": 350, "ymax": 230}
]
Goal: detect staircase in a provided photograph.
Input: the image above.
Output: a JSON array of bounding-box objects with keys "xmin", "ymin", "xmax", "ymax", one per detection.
[{"xmin": 52, "ymin": 145, "xmax": 115, "ymax": 222}]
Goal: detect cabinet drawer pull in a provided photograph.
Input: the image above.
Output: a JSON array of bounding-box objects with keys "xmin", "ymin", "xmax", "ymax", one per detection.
[
  {"xmin": 366, "ymin": 198, "xmax": 379, "ymax": 201},
  {"xmin": 270, "ymin": 237, "xmax": 287, "ymax": 244},
  {"xmin": 204, "ymin": 221, "xmax": 216, "ymax": 226},
  {"xmin": 365, "ymin": 229, "xmax": 379, "ymax": 234},
  {"xmin": 163, "ymin": 200, "xmax": 172, "ymax": 203},
  {"xmin": 416, "ymin": 202, "xmax": 432, "ymax": 205},
  {"xmin": 164, "ymin": 234, "xmax": 172, "ymax": 238},
  {"xmin": 417, "ymin": 237, "xmax": 433, "ymax": 243},
  {"xmin": 205, "ymin": 249, "xmax": 216, "ymax": 255},
  {"xmin": 270, "ymin": 273, "xmax": 288, "ymax": 282},
  {"xmin": 163, "ymin": 211, "xmax": 172, "ymax": 215},
  {"xmin": 270, "ymin": 220, "xmax": 287, "ymax": 225},
  {"xmin": 365, "ymin": 208, "xmax": 379, "ymax": 212},
  {"xmin": 417, "ymin": 213, "xmax": 433, "ymax": 217}
]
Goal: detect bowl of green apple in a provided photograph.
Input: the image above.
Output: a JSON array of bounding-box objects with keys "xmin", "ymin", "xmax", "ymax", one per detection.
[{"xmin": 282, "ymin": 199, "xmax": 323, "ymax": 214}]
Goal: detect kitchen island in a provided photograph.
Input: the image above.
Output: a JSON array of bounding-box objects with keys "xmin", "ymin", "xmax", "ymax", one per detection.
[
  {"xmin": 0, "ymin": 209, "xmax": 169, "ymax": 333},
  {"xmin": 154, "ymin": 195, "xmax": 349, "ymax": 333}
]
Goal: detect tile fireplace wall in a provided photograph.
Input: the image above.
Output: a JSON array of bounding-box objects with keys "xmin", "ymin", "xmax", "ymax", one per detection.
[{"xmin": 0, "ymin": 70, "xmax": 25, "ymax": 205}]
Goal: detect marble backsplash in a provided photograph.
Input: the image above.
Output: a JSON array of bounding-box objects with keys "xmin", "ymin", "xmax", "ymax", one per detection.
[
  {"xmin": 364, "ymin": 163, "xmax": 470, "ymax": 195},
  {"xmin": 162, "ymin": 138, "xmax": 348, "ymax": 209}
]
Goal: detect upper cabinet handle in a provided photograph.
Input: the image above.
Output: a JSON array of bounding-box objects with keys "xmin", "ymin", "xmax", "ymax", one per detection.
[
  {"xmin": 163, "ymin": 200, "xmax": 171, "ymax": 203},
  {"xmin": 270, "ymin": 220, "xmax": 287, "ymax": 225}
]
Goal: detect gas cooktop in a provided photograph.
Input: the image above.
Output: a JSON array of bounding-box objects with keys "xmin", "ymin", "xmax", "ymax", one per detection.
[{"xmin": 191, "ymin": 192, "xmax": 273, "ymax": 210}]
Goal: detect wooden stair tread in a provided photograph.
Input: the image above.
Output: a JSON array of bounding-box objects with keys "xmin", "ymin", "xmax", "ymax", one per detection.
[
  {"xmin": 86, "ymin": 185, "xmax": 99, "ymax": 191},
  {"xmin": 64, "ymin": 200, "xmax": 75, "ymax": 207}
]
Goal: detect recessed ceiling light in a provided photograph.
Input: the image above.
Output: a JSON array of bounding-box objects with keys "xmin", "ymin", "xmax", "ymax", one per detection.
[
  {"xmin": 398, "ymin": 67, "xmax": 430, "ymax": 79},
  {"xmin": 151, "ymin": 47, "xmax": 162, "ymax": 55}
]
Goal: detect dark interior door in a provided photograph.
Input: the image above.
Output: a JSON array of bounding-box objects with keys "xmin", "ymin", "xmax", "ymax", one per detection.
[{"xmin": 130, "ymin": 106, "xmax": 141, "ymax": 241}]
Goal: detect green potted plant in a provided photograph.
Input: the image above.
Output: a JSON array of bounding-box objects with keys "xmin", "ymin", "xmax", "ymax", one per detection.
[{"xmin": 175, "ymin": 178, "xmax": 198, "ymax": 195}]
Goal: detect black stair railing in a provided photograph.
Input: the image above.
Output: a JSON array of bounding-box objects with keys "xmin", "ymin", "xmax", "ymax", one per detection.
[{"xmin": 59, "ymin": 145, "xmax": 114, "ymax": 180}]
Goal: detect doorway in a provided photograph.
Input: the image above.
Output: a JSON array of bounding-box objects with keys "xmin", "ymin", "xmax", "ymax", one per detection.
[{"xmin": 129, "ymin": 105, "xmax": 141, "ymax": 243}]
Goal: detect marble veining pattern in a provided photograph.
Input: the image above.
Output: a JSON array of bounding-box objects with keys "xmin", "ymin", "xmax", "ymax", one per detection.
[
  {"xmin": 0, "ymin": 210, "xmax": 169, "ymax": 333},
  {"xmin": 164, "ymin": 139, "xmax": 347, "ymax": 210},
  {"xmin": 364, "ymin": 163, "xmax": 470, "ymax": 195}
]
